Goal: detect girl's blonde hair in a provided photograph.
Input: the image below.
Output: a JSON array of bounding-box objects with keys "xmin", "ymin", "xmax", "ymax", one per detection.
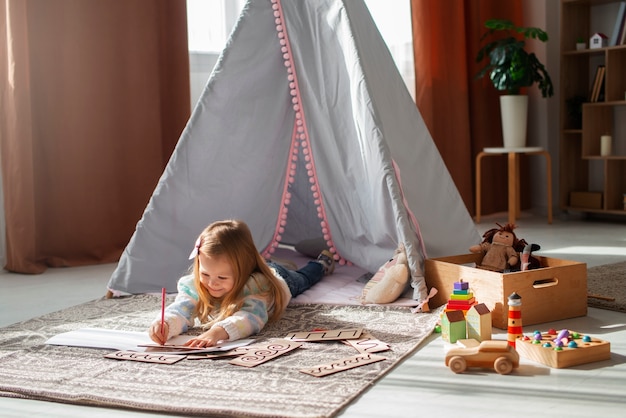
[{"xmin": 191, "ymin": 220, "xmax": 287, "ymax": 326}]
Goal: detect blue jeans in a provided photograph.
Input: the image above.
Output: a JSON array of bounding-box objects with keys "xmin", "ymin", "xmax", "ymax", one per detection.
[{"xmin": 267, "ymin": 261, "xmax": 324, "ymax": 298}]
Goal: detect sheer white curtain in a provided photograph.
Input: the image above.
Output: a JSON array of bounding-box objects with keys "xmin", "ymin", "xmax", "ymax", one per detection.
[
  {"xmin": 186, "ymin": 0, "xmax": 414, "ymax": 107},
  {"xmin": 364, "ymin": 0, "xmax": 415, "ymax": 100},
  {"xmin": 186, "ymin": 0, "xmax": 247, "ymax": 107}
]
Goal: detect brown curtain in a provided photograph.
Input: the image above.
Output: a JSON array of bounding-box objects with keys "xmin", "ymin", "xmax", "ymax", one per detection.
[
  {"xmin": 411, "ymin": 0, "xmax": 524, "ymax": 217},
  {"xmin": 0, "ymin": 0, "xmax": 190, "ymax": 273}
]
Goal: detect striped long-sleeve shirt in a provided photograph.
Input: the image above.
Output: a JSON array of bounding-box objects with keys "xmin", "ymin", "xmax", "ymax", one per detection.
[{"xmin": 161, "ymin": 269, "xmax": 290, "ymax": 341}]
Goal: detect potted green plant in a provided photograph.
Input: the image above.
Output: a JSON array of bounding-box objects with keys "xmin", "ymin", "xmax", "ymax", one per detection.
[{"xmin": 476, "ymin": 19, "xmax": 554, "ymax": 148}]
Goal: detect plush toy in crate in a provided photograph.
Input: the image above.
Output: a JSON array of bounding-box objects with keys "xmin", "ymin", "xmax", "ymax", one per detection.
[{"xmin": 469, "ymin": 223, "xmax": 540, "ymax": 272}]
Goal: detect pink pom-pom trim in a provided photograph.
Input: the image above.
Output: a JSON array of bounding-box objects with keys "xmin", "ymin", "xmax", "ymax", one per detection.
[{"xmin": 261, "ymin": 0, "xmax": 344, "ymax": 266}]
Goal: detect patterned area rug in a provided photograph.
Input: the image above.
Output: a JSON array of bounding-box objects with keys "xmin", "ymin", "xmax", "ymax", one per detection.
[
  {"xmin": 0, "ymin": 295, "xmax": 440, "ymax": 418},
  {"xmin": 587, "ymin": 261, "xmax": 626, "ymax": 313}
]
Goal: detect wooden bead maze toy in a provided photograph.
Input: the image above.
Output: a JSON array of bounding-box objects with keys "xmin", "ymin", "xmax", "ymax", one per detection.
[{"xmin": 515, "ymin": 328, "xmax": 610, "ymax": 368}]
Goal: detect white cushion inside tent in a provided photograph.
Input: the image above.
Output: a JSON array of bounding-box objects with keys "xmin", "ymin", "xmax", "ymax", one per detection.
[{"xmin": 276, "ymin": 247, "xmax": 418, "ymax": 307}]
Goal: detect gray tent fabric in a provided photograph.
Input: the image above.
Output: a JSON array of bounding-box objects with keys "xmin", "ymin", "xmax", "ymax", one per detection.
[{"xmin": 107, "ymin": 0, "xmax": 480, "ymax": 306}]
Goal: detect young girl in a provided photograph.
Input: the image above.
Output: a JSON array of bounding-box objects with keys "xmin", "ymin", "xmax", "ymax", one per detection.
[{"xmin": 148, "ymin": 219, "xmax": 334, "ymax": 347}]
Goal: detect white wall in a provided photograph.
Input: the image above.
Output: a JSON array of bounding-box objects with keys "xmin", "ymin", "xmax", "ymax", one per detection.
[{"xmin": 523, "ymin": 0, "xmax": 560, "ymax": 217}]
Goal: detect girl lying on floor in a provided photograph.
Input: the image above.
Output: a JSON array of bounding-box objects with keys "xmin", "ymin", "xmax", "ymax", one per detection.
[{"xmin": 148, "ymin": 219, "xmax": 334, "ymax": 347}]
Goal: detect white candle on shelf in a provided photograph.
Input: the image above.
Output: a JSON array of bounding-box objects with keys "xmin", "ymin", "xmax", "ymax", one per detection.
[{"xmin": 600, "ymin": 135, "xmax": 612, "ymax": 156}]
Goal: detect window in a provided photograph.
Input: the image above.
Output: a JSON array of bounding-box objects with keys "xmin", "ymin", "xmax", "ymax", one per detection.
[{"xmin": 186, "ymin": 0, "xmax": 414, "ymax": 106}]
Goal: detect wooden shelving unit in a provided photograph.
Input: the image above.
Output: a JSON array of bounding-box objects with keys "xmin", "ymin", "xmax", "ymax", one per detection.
[{"xmin": 560, "ymin": 0, "xmax": 626, "ymax": 215}]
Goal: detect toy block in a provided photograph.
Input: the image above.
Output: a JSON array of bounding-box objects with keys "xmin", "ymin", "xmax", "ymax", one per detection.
[
  {"xmin": 453, "ymin": 281, "xmax": 469, "ymax": 291},
  {"xmin": 448, "ymin": 297, "xmax": 476, "ymax": 305},
  {"xmin": 450, "ymin": 292, "xmax": 474, "ymax": 300},
  {"xmin": 446, "ymin": 299, "xmax": 476, "ymax": 309},
  {"xmin": 446, "ymin": 305, "xmax": 474, "ymax": 312},
  {"xmin": 466, "ymin": 303, "xmax": 492, "ymax": 342},
  {"xmin": 515, "ymin": 329, "xmax": 610, "ymax": 368},
  {"xmin": 445, "ymin": 307, "xmax": 471, "ymax": 313},
  {"xmin": 442, "ymin": 310, "xmax": 466, "ymax": 323},
  {"xmin": 445, "ymin": 307, "xmax": 474, "ymax": 314},
  {"xmin": 453, "ymin": 289, "xmax": 469, "ymax": 295},
  {"xmin": 441, "ymin": 310, "xmax": 466, "ymax": 343},
  {"xmin": 444, "ymin": 310, "xmax": 470, "ymax": 316}
]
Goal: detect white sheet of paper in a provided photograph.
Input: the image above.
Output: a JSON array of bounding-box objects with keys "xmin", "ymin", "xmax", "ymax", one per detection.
[{"xmin": 45, "ymin": 328, "xmax": 254, "ymax": 354}]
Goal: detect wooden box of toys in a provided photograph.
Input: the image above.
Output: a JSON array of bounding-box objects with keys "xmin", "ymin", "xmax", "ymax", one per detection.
[{"xmin": 424, "ymin": 252, "xmax": 587, "ymax": 329}]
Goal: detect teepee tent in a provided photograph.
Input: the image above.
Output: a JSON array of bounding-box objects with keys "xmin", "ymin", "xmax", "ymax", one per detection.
[{"xmin": 107, "ymin": 0, "xmax": 479, "ymax": 305}]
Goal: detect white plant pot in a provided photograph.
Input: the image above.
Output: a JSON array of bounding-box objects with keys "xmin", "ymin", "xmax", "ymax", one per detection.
[{"xmin": 500, "ymin": 95, "xmax": 528, "ymax": 149}]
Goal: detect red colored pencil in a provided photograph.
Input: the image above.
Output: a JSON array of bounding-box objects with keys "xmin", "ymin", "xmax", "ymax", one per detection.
[{"xmin": 160, "ymin": 287, "xmax": 166, "ymax": 337}]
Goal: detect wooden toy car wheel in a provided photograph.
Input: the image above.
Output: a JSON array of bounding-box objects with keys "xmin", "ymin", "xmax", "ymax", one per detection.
[
  {"xmin": 493, "ymin": 356, "xmax": 514, "ymax": 374},
  {"xmin": 448, "ymin": 356, "xmax": 467, "ymax": 373}
]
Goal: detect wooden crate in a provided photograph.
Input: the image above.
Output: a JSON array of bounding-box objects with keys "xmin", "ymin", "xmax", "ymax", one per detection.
[{"xmin": 424, "ymin": 253, "xmax": 587, "ymax": 329}]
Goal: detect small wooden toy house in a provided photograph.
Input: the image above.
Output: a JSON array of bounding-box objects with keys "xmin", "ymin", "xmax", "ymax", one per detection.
[
  {"xmin": 590, "ymin": 33, "xmax": 608, "ymax": 49},
  {"xmin": 441, "ymin": 310, "xmax": 466, "ymax": 343},
  {"xmin": 466, "ymin": 303, "xmax": 492, "ymax": 342}
]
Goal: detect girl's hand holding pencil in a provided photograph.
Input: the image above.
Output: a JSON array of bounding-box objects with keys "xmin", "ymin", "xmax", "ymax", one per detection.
[
  {"xmin": 149, "ymin": 321, "xmax": 169, "ymax": 345},
  {"xmin": 148, "ymin": 287, "xmax": 169, "ymax": 345}
]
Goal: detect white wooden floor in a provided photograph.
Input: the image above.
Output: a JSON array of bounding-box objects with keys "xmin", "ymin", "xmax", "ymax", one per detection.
[{"xmin": 1, "ymin": 212, "xmax": 625, "ymax": 417}]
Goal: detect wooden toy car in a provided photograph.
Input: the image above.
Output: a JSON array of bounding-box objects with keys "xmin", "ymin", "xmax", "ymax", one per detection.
[{"xmin": 445, "ymin": 340, "xmax": 519, "ymax": 374}]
